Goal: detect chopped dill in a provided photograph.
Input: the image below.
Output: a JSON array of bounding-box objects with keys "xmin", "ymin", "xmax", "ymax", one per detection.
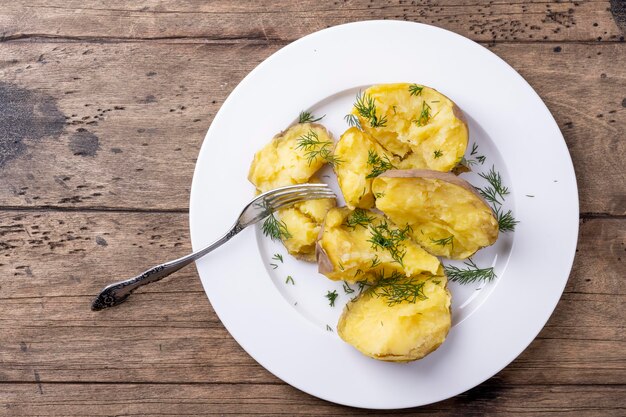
[
  {"xmin": 368, "ymin": 222, "xmax": 412, "ymax": 267},
  {"xmin": 362, "ymin": 270, "xmax": 429, "ymax": 306},
  {"xmin": 354, "ymin": 269, "xmax": 363, "ymax": 278},
  {"xmin": 298, "ymin": 110, "xmax": 324, "ymax": 124},
  {"xmin": 409, "ymin": 84, "xmax": 423, "ymax": 96},
  {"xmin": 345, "ymin": 208, "xmax": 375, "ymax": 230},
  {"xmin": 325, "ymin": 290, "xmax": 339, "ymax": 307},
  {"xmin": 370, "ymin": 255, "xmax": 381, "ymax": 268},
  {"xmin": 415, "ymin": 101, "xmax": 431, "ymax": 126},
  {"xmin": 366, "ymin": 150, "xmax": 396, "ymax": 178},
  {"xmin": 343, "ymin": 282, "xmax": 355, "ymax": 294},
  {"xmin": 326, "ymin": 324, "xmax": 333, "ymax": 332},
  {"xmin": 354, "ymin": 92, "xmax": 387, "ymax": 128},
  {"xmin": 430, "ymin": 235, "xmax": 454, "ymax": 250},
  {"xmin": 479, "ymin": 166, "xmax": 509, "ymax": 200},
  {"xmin": 494, "ymin": 206, "xmax": 518, "ymax": 232},
  {"xmin": 444, "ymin": 258, "xmax": 496, "ymax": 284},
  {"xmin": 374, "ymin": 192, "xmax": 385, "ymax": 198},
  {"xmin": 285, "ymin": 275, "xmax": 295, "ymax": 285},
  {"xmin": 470, "ymin": 143, "xmax": 479, "ymax": 156},
  {"xmin": 272, "ymin": 253, "xmax": 284, "ymax": 263},
  {"xmin": 262, "ymin": 213, "xmax": 291, "ymax": 241},
  {"xmin": 295, "ymin": 129, "xmax": 342, "ymax": 167},
  {"xmin": 344, "ymin": 114, "xmax": 362, "ymax": 129},
  {"xmin": 270, "ymin": 263, "xmax": 278, "ymax": 269},
  {"xmin": 433, "ymin": 149, "xmax": 443, "ymax": 159}
]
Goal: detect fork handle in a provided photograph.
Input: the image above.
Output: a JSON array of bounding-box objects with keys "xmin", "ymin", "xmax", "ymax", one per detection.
[{"xmin": 91, "ymin": 224, "xmax": 243, "ymax": 311}]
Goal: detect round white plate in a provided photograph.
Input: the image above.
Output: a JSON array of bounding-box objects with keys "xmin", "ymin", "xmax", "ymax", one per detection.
[{"xmin": 189, "ymin": 21, "xmax": 578, "ymax": 409}]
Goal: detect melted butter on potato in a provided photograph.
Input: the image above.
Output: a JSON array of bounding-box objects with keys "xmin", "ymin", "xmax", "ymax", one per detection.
[
  {"xmin": 317, "ymin": 207, "xmax": 441, "ymax": 282},
  {"xmin": 248, "ymin": 123, "xmax": 333, "ymax": 193},
  {"xmin": 248, "ymin": 123, "xmax": 336, "ymax": 261},
  {"xmin": 351, "ymin": 83, "xmax": 468, "ymax": 172},
  {"xmin": 334, "ymin": 127, "xmax": 399, "ymax": 209},
  {"xmin": 338, "ymin": 275, "xmax": 451, "ymax": 362},
  {"xmin": 373, "ymin": 171, "xmax": 498, "ymax": 259}
]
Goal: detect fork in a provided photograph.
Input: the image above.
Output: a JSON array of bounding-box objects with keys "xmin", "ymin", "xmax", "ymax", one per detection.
[{"xmin": 91, "ymin": 183, "xmax": 335, "ymax": 311}]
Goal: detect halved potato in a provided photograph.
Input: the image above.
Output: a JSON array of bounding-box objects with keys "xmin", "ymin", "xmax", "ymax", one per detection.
[
  {"xmin": 334, "ymin": 127, "xmax": 399, "ymax": 209},
  {"xmin": 338, "ymin": 274, "xmax": 451, "ymax": 362},
  {"xmin": 248, "ymin": 122, "xmax": 334, "ymax": 192},
  {"xmin": 280, "ymin": 197, "xmax": 336, "ymax": 262},
  {"xmin": 316, "ymin": 207, "xmax": 441, "ymax": 282},
  {"xmin": 350, "ymin": 83, "xmax": 468, "ymax": 172},
  {"xmin": 248, "ymin": 123, "xmax": 336, "ymax": 261},
  {"xmin": 372, "ymin": 170, "xmax": 498, "ymax": 259}
]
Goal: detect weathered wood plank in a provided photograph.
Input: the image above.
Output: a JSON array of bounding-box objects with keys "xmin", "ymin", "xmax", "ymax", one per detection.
[
  {"xmin": 1, "ymin": 0, "xmax": 623, "ymax": 43},
  {"xmin": 0, "ymin": 212, "xmax": 623, "ymax": 385},
  {"xmin": 0, "ymin": 42, "xmax": 624, "ymax": 213},
  {"xmin": 0, "ymin": 382, "xmax": 624, "ymax": 416}
]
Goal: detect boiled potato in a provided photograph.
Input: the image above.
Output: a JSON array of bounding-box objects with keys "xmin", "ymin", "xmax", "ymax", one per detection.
[
  {"xmin": 248, "ymin": 123, "xmax": 336, "ymax": 261},
  {"xmin": 338, "ymin": 273, "xmax": 451, "ymax": 362},
  {"xmin": 281, "ymin": 198, "xmax": 336, "ymax": 262},
  {"xmin": 334, "ymin": 127, "xmax": 399, "ymax": 209},
  {"xmin": 350, "ymin": 83, "xmax": 468, "ymax": 172},
  {"xmin": 248, "ymin": 123, "xmax": 334, "ymax": 192},
  {"xmin": 373, "ymin": 170, "xmax": 498, "ymax": 259},
  {"xmin": 316, "ymin": 207, "xmax": 441, "ymax": 282}
]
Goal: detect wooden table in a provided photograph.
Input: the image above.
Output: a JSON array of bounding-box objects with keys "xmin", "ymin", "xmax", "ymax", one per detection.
[{"xmin": 1, "ymin": 1, "xmax": 624, "ymax": 415}]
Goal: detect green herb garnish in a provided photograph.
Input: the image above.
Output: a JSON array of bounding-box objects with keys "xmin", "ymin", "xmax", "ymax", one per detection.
[
  {"xmin": 295, "ymin": 129, "xmax": 342, "ymax": 167},
  {"xmin": 262, "ymin": 213, "xmax": 291, "ymax": 241},
  {"xmin": 325, "ymin": 290, "xmax": 339, "ymax": 307},
  {"xmin": 298, "ymin": 110, "xmax": 324, "ymax": 124},
  {"xmin": 362, "ymin": 270, "xmax": 429, "ymax": 306},
  {"xmin": 430, "ymin": 235, "xmax": 454, "ymax": 250},
  {"xmin": 494, "ymin": 206, "xmax": 518, "ymax": 232},
  {"xmin": 272, "ymin": 253, "xmax": 284, "ymax": 263},
  {"xmin": 409, "ymin": 84, "xmax": 423, "ymax": 96},
  {"xmin": 343, "ymin": 282, "xmax": 355, "ymax": 294},
  {"xmin": 433, "ymin": 149, "xmax": 443, "ymax": 159},
  {"xmin": 367, "ymin": 221, "xmax": 411, "ymax": 266},
  {"xmin": 354, "ymin": 92, "xmax": 387, "ymax": 128},
  {"xmin": 345, "ymin": 208, "xmax": 375, "ymax": 230},
  {"xmin": 366, "ymin": 150, "xmax": 396, "ymax": 178},
  {"xmin": 344, "ymin": 114, "xmax": 362, "ymax": 129},
  {"xmin": 285, "ymin": 275, "xmax": 295, "ymax": 285},
  {"xmin": 444, "ymin": 258, "xmax": 496, "ymax": 284},
  {"xmin": 415, "ymin": 101, "xmax": 431, "ymax": 126}
]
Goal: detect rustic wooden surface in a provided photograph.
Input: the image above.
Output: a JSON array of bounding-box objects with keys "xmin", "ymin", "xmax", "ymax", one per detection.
[{"xmin": 0, "ymin": 1, "xmax": 624, "ymax": 415}]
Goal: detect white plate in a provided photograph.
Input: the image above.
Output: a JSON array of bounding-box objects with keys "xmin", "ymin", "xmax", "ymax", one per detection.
[{"xmin": 189, "ymin": 21, "xmax": 578, "ymax": 409}]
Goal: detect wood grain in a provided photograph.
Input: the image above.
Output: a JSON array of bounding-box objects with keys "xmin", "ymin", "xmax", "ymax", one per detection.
[
  {"xmin": 1, "ymin": 0, "xmax": 624, "ymax": 43},
  {"xmin": 0, "ymin": 42, "xmax": 624, "ymax": 214}
]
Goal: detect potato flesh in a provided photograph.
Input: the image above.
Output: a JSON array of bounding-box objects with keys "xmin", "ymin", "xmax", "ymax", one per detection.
[
  {"xmin": 334, "ymin": 127, "xmax": 399, "ymax": 209},
  {"xmin": 352, "ymin": 83, "xmax": 467, "ymax": 172},
  {"xmin": 248, "ymin": 123, "xmax": 332, "ymax": 193},
  {"xmin": 317, "ymin": 208, "xmax": 441, "ymax": 282},
  {"xmin": 248, "ymin": 123, "xmax": 336, "ymax": 261},
  {"xmin": 373, "ymin": 176, "xmax": 498, "ymax": 259},
  {"xmin": 280, "ymin": 198, "xmax": 336, "ymax": 262},
  {"xmin": 338, "ymin": 276, "xmax": 451, "ymax": 362}
]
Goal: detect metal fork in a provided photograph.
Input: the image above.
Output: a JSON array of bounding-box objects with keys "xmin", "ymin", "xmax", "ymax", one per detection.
[{"xmin": 91, "ymin": 184, "xmax": 335, "ymax": 311}]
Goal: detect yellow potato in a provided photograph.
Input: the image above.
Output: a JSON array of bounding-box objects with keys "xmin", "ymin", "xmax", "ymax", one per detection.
[
  {"xmin": 373, "ymin": 170, "xmax": 498, "ymax": 259},
  {"xmin": 338, "ymin": 273, "xmax": 451, "ymax": 362},
  {"xmin": 350, "ymin": 83, "xmax": 468, "ymax": 172},
  {"xmin": 248, "ymin": 123, "xmax": 334, "ymax": 192},
  {"xmin": 334, "ymin": 127, "xmax": 399, "ymax": 209},
  {"xmin": 316, "ymin": 207, "xmax": 441, "ymax": 282},
  {"xmin": 280, "ymin": 198, "xmax": 336, "ymax": 262}
]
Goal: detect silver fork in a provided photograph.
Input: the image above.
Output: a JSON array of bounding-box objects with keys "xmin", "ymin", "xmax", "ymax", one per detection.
[{"xmin": 91, "ymin": 184, "xmax": 335, "ymax": 311}]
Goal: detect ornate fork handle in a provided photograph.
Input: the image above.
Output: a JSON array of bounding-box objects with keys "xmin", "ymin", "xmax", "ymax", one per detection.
[{"xmin": 91, "ymin": 225, "xmax": 241, "ymax": 311}]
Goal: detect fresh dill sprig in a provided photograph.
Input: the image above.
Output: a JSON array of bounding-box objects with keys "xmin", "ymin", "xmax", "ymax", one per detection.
[
  {"xmin": 367, "ymin": 222, "xmax": 411, "ymax": 267},
  {"xmin": 409, "ymin": 84, "xmax": 423, "ymax": 96},
  {"xmin": 494, "ymin": 206, "xmax": 518, "ymax": 232},
  {"xmin": 363, "ymin": 270, "xmax": 429, "ymax": 307},
  {"xmin": 272, "ymin": 253, "xmax": 284, "ymax": 263},
  {"xmin": 262, "ymin": 213, "xmax": 291, "ymax": 241},
  {"xmin": 285, "ymin": 276, "xmax": 295, "ymax": 285},
  {"xmin": 430, "ymin": 235, "xmax": 454, "ymax": 250},
  {"xmin": 343, "ymin": 282, "xmax": 355, "ymax": 294},
  {"xmin": 444, "ymin": 258, "xmax": 496, "ymax": 284},
  {"xmin": 354, "ymin": 92, "xmax": 387, "ymax": 128},
  {"xmin": 471, "ymin": 143, "xmax": 479, "ymax": 156},
  {"xmin": 366, "ymin": 150, "xmax": 396, "ymax": 178},
  {"xmin": 478, "ymin": 184, "xmax": 503, "ymax": 205},
  {"xmin": 345, "ymin": 208, "xmax": 375, "ymax": 230},
  {"xmin": 325, "ymin": 290, "xmax": 338, "ymax": 307},
  {"xmin": 295, "ymin": 129, "xmax": 342, "ymax": 167},
  {"xmin": 479, "ymin": 166, "xmax": 509, "ymax": 200},
  {"xmin": 298, "ymin": 110, "xmax": 324, "ymax": 124},
  {"xmin": 433, "ymin": 149, "xmax": 443, "ymax": 159},
  {"xmin": 344, "ymin": 114, "xmax": 362, "ymax": 129},
  {"xmin": 370, "ymin": 255, "xmax": 381, "ymax": 268},
  {"xmin": 415, "ymin": 101, "xmax": 432, "ymax": 126},
  {"xmin": 270, "ymin": 263, "xmax": 278, "ymax": 269},
  {"xmin": 326, "ymin": 324, "xmax": 333, "ymax": 332},
  {"xmin": 476, "ymin": 155, "xmax": 486, "ymax": 164}
]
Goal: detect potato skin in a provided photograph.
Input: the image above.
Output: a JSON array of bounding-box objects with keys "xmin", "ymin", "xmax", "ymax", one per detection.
[
  {"xmin": 334, "ymin": 127, "xmax": 398, "ymax": 209},
  {"xmin": 351, "ymin": 83, "xmax": 468, "ymax": 172},
  {"xmin": 337, "ymin": 275, "xmax": 451, "ymax": 362},
  {"xmin": 373, "ymin": 170, "xmax": 498, "ymax": 259},
  {"xmin": 316, "ymin": 207, "xmax": 441, "ymax": 282}
]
